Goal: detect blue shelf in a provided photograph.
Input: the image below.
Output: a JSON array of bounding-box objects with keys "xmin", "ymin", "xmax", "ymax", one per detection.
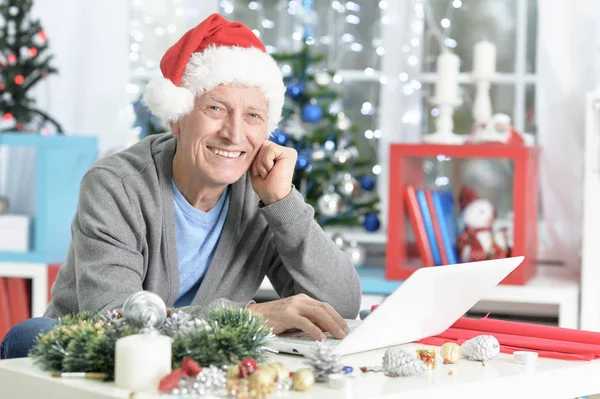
[
  {"xmin": 357, "ymin": 267, "xmax": 403, "ymax": 295},
  {"xmin": 0, "ymin": 133, "xmax": 98, "ymax": 264}
]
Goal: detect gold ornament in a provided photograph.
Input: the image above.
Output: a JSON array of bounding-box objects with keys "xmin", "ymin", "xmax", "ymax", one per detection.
[
  {"xmin": 269, "ymin": 362, "xmax": 289, "ymax": 382},
  {"xmin": 292, "ymin": 368, "xmax": 315, "ymax": 392},
  {"xmin": 440, "ymin": 342, "xmax": 462, "ymax": 364},
  {"xmin": 248, "ymin": 369, "xmax": 276, "ymax": 399},
  {"xmin": 226, "ymin": 364, "xmax": 240, "ymax": 379}
]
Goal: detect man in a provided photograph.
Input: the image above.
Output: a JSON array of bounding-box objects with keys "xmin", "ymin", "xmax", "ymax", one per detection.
[{"xmin": 0, "ymin": 13, "xmax": 361, "ymax": 359}]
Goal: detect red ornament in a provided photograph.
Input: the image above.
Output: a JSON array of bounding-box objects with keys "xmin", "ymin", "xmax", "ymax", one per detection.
[
  {"xmin": 41, "ymin": 72, "xmax": 48, "ymax": 78},
  {"xmin": 181, "ymin": 358, "xmax": 202, "ymax": 377},
  {"xmin": 29, "ymin": 48, "xmax": 38, "ymax": 57},
  {"xmin": 16, "ymin": 123, "xmax": 24, "ymax": 131},
  {"xmin": 370, "ymin": 304, "xmax": 379, "ymax": 312},
  {"xmin": 38, "ymin": 31, "xmax": 47, "ymax": 42},
  {"xmin": 158, "ymin": 368, "xmax": 183, "ymax": 393},
  {"xmin": 7, "ymin": 54, "xmax": 16, "ymax": 64},
  {"xmin": 14, "ymin": 75, "xmax": 24, "ymax": 85},
  {"xmin": 2, "ymin": 113, "xmax": 13, "ymax": 121},
  {"xmin": 239, "ymin": 358, "xmax": 258, "ymax": 377},
  {"xmin": 0, "ymin": 83, "xmax": 5, "ymax": 91}
]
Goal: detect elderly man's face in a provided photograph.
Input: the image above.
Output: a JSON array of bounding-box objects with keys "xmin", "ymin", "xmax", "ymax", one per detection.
[{"xmin": 172, "ymin": 85, "xmax": 269, "ymax": 187}]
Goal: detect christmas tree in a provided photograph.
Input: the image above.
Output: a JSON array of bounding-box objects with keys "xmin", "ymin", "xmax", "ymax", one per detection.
[
  {"xmin": 0, "ymin": 0, "xmax": 63, "ymax": 133},
  {"xmin": 271, "ymin": 43, "xmax": 380, "ymax": 232}
]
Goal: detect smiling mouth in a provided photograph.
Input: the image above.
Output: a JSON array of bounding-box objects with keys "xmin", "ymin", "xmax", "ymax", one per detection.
[{"xmin": 207, "ymin": 146, "xmax": 243, "ymax": 159}]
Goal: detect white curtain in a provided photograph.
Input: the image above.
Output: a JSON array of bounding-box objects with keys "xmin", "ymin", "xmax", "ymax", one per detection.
[
  {"xmin": 536, "ymin": 0, "xmax": 599, "ymax": 271},
  {"xmin": 30, "ymin": 0, "xmax": 132, "ymax": 155}
]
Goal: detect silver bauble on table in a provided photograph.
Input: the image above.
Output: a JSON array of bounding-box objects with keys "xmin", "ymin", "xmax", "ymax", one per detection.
[
  {"xmin": 122, "ymin": 290, "xmax": 168, "ymax": 332},
  {"xmin": 317, "ymin": 192, "xmax": 342, "ymax": 217},
  {"xmin": 344, "ymin": 240, "xmax": 366, "ymax": 268}
]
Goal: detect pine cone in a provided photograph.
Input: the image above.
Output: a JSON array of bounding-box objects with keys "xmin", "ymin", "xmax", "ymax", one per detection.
[
  {"xmin": 461, "ymin": 335, "xmax": 500, "ymax": 361},
  {"xmin": 304, "ymin": 341, "xmax": 343, "ymax": 382},
  {"xmin": 382, "ymin": 348, "xmax": 427, "ymax": 377}
]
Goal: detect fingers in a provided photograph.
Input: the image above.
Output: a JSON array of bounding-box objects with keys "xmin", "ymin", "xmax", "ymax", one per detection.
[
  {"xmin": 303, "ymin": 304, "xmax": 348, "ymax": 340},
  {"xmin": 320, "ymin": 302, "xmax": 351, "ymax": 336},
  {"xmin": 288, "ymin": 314, "xmax": 327, "ymax": 341},
  {"xmin": 251, "ymin": 141, "xmax": 295, "ymax": 179}
]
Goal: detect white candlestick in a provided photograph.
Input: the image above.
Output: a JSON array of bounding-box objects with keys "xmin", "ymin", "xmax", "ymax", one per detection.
[
  {"xmin": 114, "ymin": 334, "xmax": 172, "ymax": 393},
  {"xmin": 473, "ymin": 40, "xmax": 496, "ymax": 79},
  {"xmin": 434, "ymin": 52, "xmax": 460, "ymax": 104}
]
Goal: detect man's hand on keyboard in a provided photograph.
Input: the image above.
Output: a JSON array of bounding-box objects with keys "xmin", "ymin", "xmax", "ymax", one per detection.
[{"xmin": 247, "ymin": 294, "xmax": 351, "ymax": 341}]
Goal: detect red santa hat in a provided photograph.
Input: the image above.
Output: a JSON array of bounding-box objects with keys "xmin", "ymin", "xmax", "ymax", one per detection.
[
  {"xmin": 143, "ymin": 13, "xmax": 285, "ymax": 133},
  {"xmin": 459, "ymin": 186, "xmax": 479, "ymax": 210}
]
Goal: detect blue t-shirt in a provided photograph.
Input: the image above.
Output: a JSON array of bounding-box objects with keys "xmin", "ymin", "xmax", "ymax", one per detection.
[{"xmin": 172, "ymin": 181, "xmax": 230, "ymax": 307}]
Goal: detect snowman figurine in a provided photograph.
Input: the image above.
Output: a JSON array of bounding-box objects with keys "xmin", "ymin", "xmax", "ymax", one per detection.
[
  {"xmin": 457, "ymin": 186, "xmax": 509, "ymax": 263},
  {"xmin": 468, "ymin": 113, "xmax": 525, "ymax": 146}
]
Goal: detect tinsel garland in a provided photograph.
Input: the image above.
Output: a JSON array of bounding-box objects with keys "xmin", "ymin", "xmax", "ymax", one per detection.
[{"xmin": 29, "ymin": 307, "xmax": 273, "ymax": 380}]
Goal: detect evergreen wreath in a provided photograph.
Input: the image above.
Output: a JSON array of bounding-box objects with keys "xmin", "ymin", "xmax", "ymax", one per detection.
[{"xmin": 29, "ymin": 306, "xmax": 274, "ymax": 380}]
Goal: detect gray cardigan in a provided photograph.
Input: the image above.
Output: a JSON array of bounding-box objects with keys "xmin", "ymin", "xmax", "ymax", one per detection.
[{"xmin": 44, "ymin": 134, "xmax": 361, "ymax": 319}]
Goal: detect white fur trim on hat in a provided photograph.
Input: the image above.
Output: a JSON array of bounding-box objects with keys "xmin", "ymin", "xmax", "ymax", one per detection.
[
  {"xmin": 144, "ymin": 45, "xmax": 285, "ymax": 133},
  {"xmin": 143, "ymin": 77, "xmax": 195, "ymax": 122}
]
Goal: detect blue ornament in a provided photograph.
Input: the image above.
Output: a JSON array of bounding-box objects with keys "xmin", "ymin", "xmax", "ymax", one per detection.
[
  {"xmin": 342, "ymin": 366, "xmax": 353, "ymax": 374},
  {"xmin": 360, "ymin": 175, "xmax": 376, "ymax": 191},
  {"xmin": 363, "ymin": 213, "xmax": 380, "ymax": 232},
  {"xmin": 286, "ymin": 83, "xmax": 303, "ymax": 99},
  {"xmin": 301, "ymin": 104, "xmax": 323, "ymax": 123},
  {"xmin": 296, "ymin": 154, "xmax": 309, "ymax": 170},
  {"xmin": 270, "ymin": 129, "xmax": 289, "ymax": 146}
]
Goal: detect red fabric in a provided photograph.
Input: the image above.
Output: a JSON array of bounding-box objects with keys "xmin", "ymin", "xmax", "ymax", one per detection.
[
  {"xmin": 452, "ymin": 316, "xmax": 600, "ymax": 345},
  {"xmin": 418, "ymin": 336, "xmax": 596, "ymax": 361},
  {"xmin": 160, "ymin": 13, "xmax": 266, "ymax": 88},
  {"xmin": 418, "ymin": 317, "xmax": 600, "ymax": 362}
]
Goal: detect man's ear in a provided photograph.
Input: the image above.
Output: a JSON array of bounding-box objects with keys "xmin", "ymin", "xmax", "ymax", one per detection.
[{"xmin": 170, "ymin": 120, "xmax": 181, "ymax": 136}]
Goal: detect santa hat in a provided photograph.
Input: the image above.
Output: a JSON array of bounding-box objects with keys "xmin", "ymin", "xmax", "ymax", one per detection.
[
  {"xmin": 143, "ymin": 13, "xmax": 285, "ymax": 133},
  {"xmin": 459, "ymin": 186, "xmax": 479, "ymax": 210}
]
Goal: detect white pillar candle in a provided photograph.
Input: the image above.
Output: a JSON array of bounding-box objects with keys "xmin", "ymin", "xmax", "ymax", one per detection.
[
  {"xmin": 114, "ymin": 334, "xmax": 172, "ymax": 393},
  {"xmin": 434, "ymin": 52, "xmax": 460, "ymax": 104},
  {"xmin": 473, "ymin": 40, "xmax": 496, "ymax": 78}
]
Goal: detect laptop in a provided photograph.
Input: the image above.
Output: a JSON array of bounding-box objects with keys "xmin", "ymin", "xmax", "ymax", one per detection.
[{"xmin": 269, "ymin": 256, "xmax": 524, "ymax": 357}]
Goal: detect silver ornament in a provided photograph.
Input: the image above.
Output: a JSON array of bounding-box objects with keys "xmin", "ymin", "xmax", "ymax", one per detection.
[
  {"xmin": 0, "ymin": 196, "xmax": 9, "ymax": 214},
  {"xmin": 344, "ymin": 241, "xmax": 366, "ymax": 268},
  {"xmin": 175, "ymin": 365, "xmax": 227, "ymax": 397},
  {"xmin": 317, "ymin": 192, "xmax": 342, "ymax": 217},
  {"xmin": 305, "ymin": 341, "xmax": 343, "ymax": 382},
  {"xmin": 336, "ymin": 173, "xmax": 359, "ymax": 198},
  {"xmin": 332, "ymin": 150, "xmax": 349, "ymax": 164},
  {"xmin": 330, "ymin": 233, "xmax": 347, "ymax": 249},
  {"xmin": 2, "ymin": 92, "xmax": 13, "ymax": 102},
  {"xmin": 461, "ymin": 335, "xmax": 500, "ymax": 361},
  {"xmin": 336, "ymin": 115, "xmax": 352, "ymax": 131},
  {"xmin": 122, "ymin": 290, "xmax": 167, "ymax": 331},
  {"xmin": 382, "ymin": 348, "xmax": 427, "ymax": 377},
  {"xmin": 161, "ymin": 309, "xmax": 205, "ymax": 336},
  {"xmin": 315, "ymin": 71, "xmax": 331, "ymax": 86},
  {"xmin": 9, "ymin": 6, "xmax": 19, "ymax": 17},
  {"xmin": 345, "ymin": 146, "xmax": 360, "ymax": 163},
  {"xmin": 311, "ymin": 148, "xmax": 327, "ymax": 162}
]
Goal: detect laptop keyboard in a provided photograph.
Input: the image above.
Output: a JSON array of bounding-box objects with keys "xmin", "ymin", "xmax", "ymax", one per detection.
[{"xmin": 277, "ymin": 321, "xmax": 360, "ymax": 345}]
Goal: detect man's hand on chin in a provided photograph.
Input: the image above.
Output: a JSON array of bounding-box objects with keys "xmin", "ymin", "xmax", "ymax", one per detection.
[
  {"xmin": 249, "ymin": 140, "xmax": 296, "ymax": 205},
  {"xmin": 247, "ymin": 294, "xmax": 350, "ymax": 341}
]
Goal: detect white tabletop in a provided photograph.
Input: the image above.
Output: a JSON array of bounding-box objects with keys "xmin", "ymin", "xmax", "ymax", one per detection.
[{"xmin": 1, "ymin": 343, "xmax": 599, "ymax": 399}]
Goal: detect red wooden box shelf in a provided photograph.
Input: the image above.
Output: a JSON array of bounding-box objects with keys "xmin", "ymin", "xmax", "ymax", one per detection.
[{"xmin": 385, "ymin": 143, "xmax": 540, "ymax": 285}]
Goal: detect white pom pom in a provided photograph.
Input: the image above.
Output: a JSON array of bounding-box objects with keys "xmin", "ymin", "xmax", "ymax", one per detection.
[{"xmin": 143, "ymin": 77, "xmax": 195, "ymax": 122}]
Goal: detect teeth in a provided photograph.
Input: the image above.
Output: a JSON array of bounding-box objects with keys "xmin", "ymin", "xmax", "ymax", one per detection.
[{"xmin": 209, "ymin": 147, "xmax": 242, "ymax": 158}]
